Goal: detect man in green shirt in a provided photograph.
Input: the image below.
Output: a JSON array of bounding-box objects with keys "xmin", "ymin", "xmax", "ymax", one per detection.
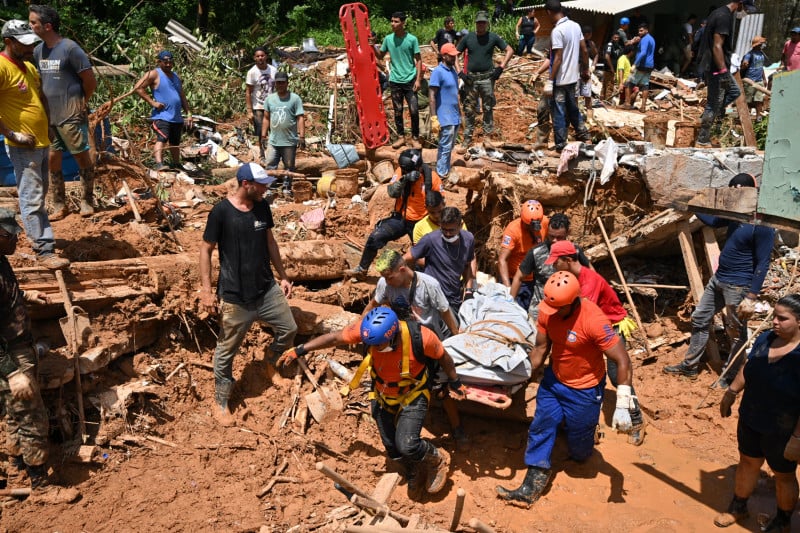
[
  {"xmin": 260, "ymin": 72, "xmax": 305, "ymax": 196},
  {"xmin": 456, "ymin": 11, "xmax": 514, "ymax": 148},
  {"xmin": 378, "ymin": 11, "xmax": 422, "ymax": 150}
]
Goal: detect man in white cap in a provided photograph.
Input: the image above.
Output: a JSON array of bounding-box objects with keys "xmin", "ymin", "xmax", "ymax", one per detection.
[
  {"xmin": 0, "ymin": 19, "xmax": 68, "ymax": 270},
  {"xmin": 199, "ymin": 163, "xmax": 298, "ymax": 426}
]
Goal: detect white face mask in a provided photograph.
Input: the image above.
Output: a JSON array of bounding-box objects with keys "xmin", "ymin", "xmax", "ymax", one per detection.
[
  {"xmin": 442, "ymin": 234, "xmax": 459, "ymax": 243},
  {"xmin": 736, "ymin": 10, "xmax": 747, "ymax": 19}
]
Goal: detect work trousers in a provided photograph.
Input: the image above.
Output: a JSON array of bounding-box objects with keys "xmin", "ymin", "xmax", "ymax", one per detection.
[
  {"xmin": 525, "ymin": 367, "xmax": 605, "ymax": 469},
  {"xmin": 683, "ymin": 274, "xmax": 748, "ymax": 368},
  {"xmin": 462, "ymin": 76, "xmax": 496, "ymax": 141},
  {"xmin": 517, "ymin": 35, "xmax": 536, "ymax": 56},
  {"xmin": 390, "ymin": 81, "xmax": 419, "ymax": 138},
  {"xmin": 358, "ymin": 215, "xmax": 416, "ymax": 270},
  {"xmin": 7, "ymin": 145, "xmax": 54, "ymax": 256},
  {"xmin": 213, "ymin": 283, "xmax": 298, "ymax": 390},
  {"xmin": 698, "ymin": 71, "xmax": 740, "ymax": 143},
  {"xmin": 372, "ymin": 393, "xmax": 430, "ymax": 461}
]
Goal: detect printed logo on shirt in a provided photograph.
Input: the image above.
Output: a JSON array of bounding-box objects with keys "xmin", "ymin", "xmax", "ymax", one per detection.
[
  {"xmin": 601, "ymin": 324, "xmax": 616, "ymax": 344},
  {"xmin": 16, "ymin": 80, "xmax": 28, "ymax": 93},
  {"xmin": 38, "ymin": 59, "xmax": 61, "ymax": 73},
  {"xmin": 501, "ymin": 235, "xmax": 512, "ymax": 247},
  {"xmin": 253, "ymin": 220, "xmax": 269, "ymax": 232},
  {"xmin": 566, "ymin": 330, "xmax": 578, "ymax": 343}
]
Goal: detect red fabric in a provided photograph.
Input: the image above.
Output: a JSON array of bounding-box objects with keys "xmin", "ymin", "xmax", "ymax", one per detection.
[
  {"xmin": 783, "ymin": 40, "xmax": 800, "ymax": 71},
  {"xmin": 500, "ymin": 217, "xmax": 549, "ymax": 281},
  {"xmin": 577, "ymin": 267, "xmax": 627, "ymax": 323},
  {"xmin": 341, "ymin": 320, "xmax": 444, "ymax": 395},
  {"xmin": 537, "ymin": 298, "xmax": 619, "ymax": 388}
]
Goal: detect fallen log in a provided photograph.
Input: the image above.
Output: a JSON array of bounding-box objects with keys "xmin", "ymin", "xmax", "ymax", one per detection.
[
  {"xmin": 288, "ymin": 299, "xmax": 360, "ymax": 336},
  {"xmin": 279, "ymin": 239, "xmax": 350, "ymax": 282},
  {"xmin": 447, "ymin": 167, "xmax": 490, "ymax": 191},
  {"xmin": 489, "ymin": 171, "xmax": 581, "ymax": 207}
]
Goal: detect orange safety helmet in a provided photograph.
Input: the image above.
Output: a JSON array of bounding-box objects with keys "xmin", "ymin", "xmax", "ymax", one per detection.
[
  {"xmin": 520, "ymin": 200, "xmax": 544, "ymax": 225},
  {"xmin": 538, "ymin": 271, "xmax": 580, "ymax": 316}
]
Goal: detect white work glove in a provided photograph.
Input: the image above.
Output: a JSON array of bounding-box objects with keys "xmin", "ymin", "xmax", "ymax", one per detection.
[
  {"xmin": 7, "ymin": 370, "xmax": 35, "ymax": 401},
  {"xmin": 8, "ymin": 131, "xmax": 35, "ymax": 146},
  {"xmin": 612, "ymin": 384, "xmax": 634, "ymax": 432},
  {"xmin": 737, "ymin": 297, "xmax": 756, "ymax": 321},
  {"xmin": 543, "ymin": 80, "xmax": 553, "ymax": 96}
]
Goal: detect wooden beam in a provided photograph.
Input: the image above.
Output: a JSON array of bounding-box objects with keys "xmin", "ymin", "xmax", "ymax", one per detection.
[
  {"xmin": 733, "ymin": 72, "xmax": 757, "ymax": 147},
  {"xmin": 677, "ymin": 223, "xmax": 721, "ymax": 363},
  {"xmin": 687, "ymin": 187, "xmax": 758, "ymax": 217}
]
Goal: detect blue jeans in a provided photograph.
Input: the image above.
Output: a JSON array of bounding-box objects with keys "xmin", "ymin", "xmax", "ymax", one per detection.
[
  {"xmin": 371, "ymin": 393, "xmax": 430, "ymax": 461},
  {"xmin": 683, "ymin": 274, "xmax": 748, "ymax": 367},
  {"xmin": 7, "ymin": 145, "xmax": 54, "ymax": 256},
  {"xmin": 517, "ymin": 35, "xmax": 535, "ymax": 55},
  {"xmin": 525, "ymin": 367, "xmax": 605, "ymax": 468},
  {"xmin": 358, "ymin": 215, "xmax": 416, "ymax": 270},
  {"xmin": 551, "ymin": 83, "xmax": 588, "ymax": 148},
  {"xmin": 436, "ymin": 124, "xmax": 459, "ymax": 177},
  {"xmin": 698, "ymin": 71, "xmax": 740, "ymax": 143},
  {"xmin": 213, "ymin": 282, "xmax": 298, "ymax": 391}
]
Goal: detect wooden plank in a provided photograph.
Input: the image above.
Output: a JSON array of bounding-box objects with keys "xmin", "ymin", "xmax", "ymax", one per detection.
[
  {"xmin": 370, "ymin": 472, "xmax": 400, "ymax": 505},
  {"xmin": 687, "ymin": 187, "xmax": 758, "ymax": 216},
  {"xmin": 677, "ymin": 223, "xmax": 721, "ymax": 363},
  {"xmin": 701, "ymin": 226, "xmax": 722, "ymax": 274},
  {"xmin": 733, "ymin": 72, "xmax": 756, "ymax": 147}
]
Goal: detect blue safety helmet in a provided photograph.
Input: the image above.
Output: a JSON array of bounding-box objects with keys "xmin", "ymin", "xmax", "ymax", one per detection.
[
  {"xmin": 620, "ymin": 17, "xmax": 630, "ymax": 25},
  {"xmin": 360, "ymin": 307, "xmax": 400, "ymax": 346}
]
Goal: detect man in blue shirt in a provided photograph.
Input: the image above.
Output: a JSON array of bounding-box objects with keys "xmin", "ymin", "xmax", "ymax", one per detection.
[
  {"xmin": 741, "ymin": 36, "xmax": 768, "ymax": 122},
  {"xmin": 664, "ymin": 174, "xmax": 776, "ymax": 380},
  {"xmin": 429, "ymin": 43, "xmax": 461, "ymax": 178},
  {"xmin": 623, "ymin": 23, "xmax": 655, "ymax": 112}
]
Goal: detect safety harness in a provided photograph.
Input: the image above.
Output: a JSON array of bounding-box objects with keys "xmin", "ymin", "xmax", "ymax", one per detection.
[{"xmin": 348, "ymin": 321, "xmax": 431, "ymax": 414}]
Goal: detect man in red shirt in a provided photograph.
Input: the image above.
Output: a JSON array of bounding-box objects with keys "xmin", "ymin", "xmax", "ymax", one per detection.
[
  {"xmin": 346, "ymin": 149, "xmax": 442, "ymax": 278},
  {"xmin": 546, "ymin": 240, "xmax": 645, "ymax": 445},
  {"xmin": 498, "ymin": 199, "xmax": 550, "ymax": 309},
  {"xmin": 276, "ymin": 307, "xmax": 465, "ymax": 498},
  {"xmin": 496, "ymin": 271, "xmax": 635, "ymax": 506},
  {"xmin": 780, "ymin": 27, "xmax": 800, "ymax": 72}
]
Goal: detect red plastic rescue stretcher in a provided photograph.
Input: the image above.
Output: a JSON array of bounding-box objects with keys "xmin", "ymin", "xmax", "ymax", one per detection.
[{"xmin": 338, "ymin": 3, "xmax": 390, "ymax": 149}]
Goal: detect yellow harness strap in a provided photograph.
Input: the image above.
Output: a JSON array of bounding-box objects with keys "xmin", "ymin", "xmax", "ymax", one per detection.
[{"xmin": 346, "ymin": 322, "xmax": 430, "ymax": 413}]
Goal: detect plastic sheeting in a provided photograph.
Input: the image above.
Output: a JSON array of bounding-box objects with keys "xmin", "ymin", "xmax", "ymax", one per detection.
[{"xmin": 441, "ymin": 283, "xmax": 535, "ymax": 386}]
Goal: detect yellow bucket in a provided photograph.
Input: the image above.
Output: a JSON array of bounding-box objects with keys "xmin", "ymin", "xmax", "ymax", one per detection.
[{"xmin": 317, "ymin": 172, "xmax": 337, "ymax": 196}]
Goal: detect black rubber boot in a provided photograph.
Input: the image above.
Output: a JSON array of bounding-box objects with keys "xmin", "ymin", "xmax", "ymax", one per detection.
[
  {"xmin": 213, "ymin": 380, "xmax": 235, "ymax": 427},
  {"xmin": 402, "ymin": 458, "xmax": 424, "ymax": 499},
  {"xmin": 496, "ymin": 466, "xmax": 551, "ymax": 507},
  {"xmin": 760, "ymin": 508, "xmax": 792, "ymax": 532},
  {"xmin": 49, "ymin": 170, "xmax": 69, "ymax": 220},
  {"xmin": 26, "ymin": 463, "xmax": 48, "ymax": 490}
]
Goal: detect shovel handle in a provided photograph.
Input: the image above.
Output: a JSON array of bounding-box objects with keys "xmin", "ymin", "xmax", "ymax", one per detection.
[
  {"xmin": 54, "ymin": 270, "xmax": 74, "ymax": 318},
  {"xmin": 296, "ymin": 357, "xmax": 321, "ymax": 391}
]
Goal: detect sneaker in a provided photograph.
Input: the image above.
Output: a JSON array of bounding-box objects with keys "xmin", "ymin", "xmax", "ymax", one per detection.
[
  {"xmin": 38, "ymin": 254, "xmax": 69, "ymax": 270},
  {"xmin": 391, "ymin": 137, "xmax": 406, "ymax": 149},
  {"xmin": 410, "ymin": 137, "xmax": 422, "ymax": 149},
  {"xmin": 714, "ymin": 499, "xmax": 749, "ymax": 528},
  {"xmin": 344, "ymin": 265, "xmax": 367, "ymax": 279},
  {"xmin": 663, "ymin": 361, "xmax": 699, "ymax": 379}
]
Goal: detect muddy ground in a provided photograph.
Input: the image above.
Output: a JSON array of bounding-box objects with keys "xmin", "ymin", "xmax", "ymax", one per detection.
[{"xmin": 0, "ymin": 52, "xmax": 791, "ymax": 533}]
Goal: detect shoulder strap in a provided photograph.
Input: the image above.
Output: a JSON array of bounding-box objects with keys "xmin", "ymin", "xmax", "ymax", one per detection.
[
  {"xmin": 420, "ymin": 164, "xmax": 433, "ymax": 193},
  {"xmin": 404, "ymin": 320, "xmax": 428, "ymax": 366}
]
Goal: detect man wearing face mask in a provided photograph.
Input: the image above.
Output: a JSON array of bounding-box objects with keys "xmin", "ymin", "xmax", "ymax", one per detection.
[
  {"xmin": 406, "ymin": 207, "xmax": 476, "ymax": 313},
  {"xmin": 276, "ymin": 307, "xmax": 466, "ymax": 498},
  {"xmin": 696, "ymin": 0, "xmax": 757, "ymax": 147},
  {"xmin": 498, "ymin": 199, "xmax": 550, "ymax": 309},
  {"xmin": 346, "ymin": 149, "xmax": 442, "ymax": 278}
]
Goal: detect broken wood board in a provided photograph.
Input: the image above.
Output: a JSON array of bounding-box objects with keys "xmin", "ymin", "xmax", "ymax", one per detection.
[
  {"xmin": 687, "ymin": 186, "xmax": 758, "ymax": 218},
  {"xmin": 17, "ymin": 258, "xmax": 162, "ymax": 320},
  {"xmin": 585, "ymin": 209, "xmax": 698, "ymax": 262}
]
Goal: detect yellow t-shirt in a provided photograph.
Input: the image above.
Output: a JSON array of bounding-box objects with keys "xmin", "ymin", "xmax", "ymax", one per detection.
[
  {"xmin": 0, "ymin": 55, "xmax": 50, "ymax": 148},
  {"xmin": 616, "ymin": 55, "xmax": 631, "ymax": 87},
  {"xmin": 412, "ymin": 215, "xmax": 467, "ymax": 244}
]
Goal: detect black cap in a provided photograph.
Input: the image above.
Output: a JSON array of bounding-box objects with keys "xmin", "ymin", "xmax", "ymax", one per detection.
[
  {"xmin": 728, "ymin": 173, "xmax": 757, "ymax": 188},
  {"xmin": 274, "ymin": 72, "xmax": 289, "ymax": 82}
]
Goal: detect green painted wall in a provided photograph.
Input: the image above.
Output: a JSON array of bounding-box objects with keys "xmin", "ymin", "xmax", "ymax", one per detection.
[{"xmin": 759, "ymin": 69, "xmax": 800, "ymax": 225}]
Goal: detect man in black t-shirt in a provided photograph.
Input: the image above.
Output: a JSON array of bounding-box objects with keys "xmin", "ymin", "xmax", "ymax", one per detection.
[
  {"xmin": 431, "ymin": 16, "xmax": 458, "ymax": 62},
  {"xmin": 199, "ymin": 163, "xmax": 298, "ymax": 426},
  {"xmin": 696, "ymin": 0, "xmax": 757, "ymax": 146}
]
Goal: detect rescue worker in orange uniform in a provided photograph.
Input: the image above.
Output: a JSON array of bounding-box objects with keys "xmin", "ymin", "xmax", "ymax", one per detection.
[{"xmin": 498, "ymin": 199, "xmax": 550, "ymax": 309}]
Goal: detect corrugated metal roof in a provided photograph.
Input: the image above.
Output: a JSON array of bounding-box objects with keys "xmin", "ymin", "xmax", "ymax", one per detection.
[{"xmin": 560, "ymin": 0, "xmax": 658, "ymax": 16}]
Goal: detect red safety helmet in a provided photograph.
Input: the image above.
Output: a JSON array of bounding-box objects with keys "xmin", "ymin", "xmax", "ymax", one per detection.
[
  {"xmin": 520, "ymin": 200, "xmax": 544, "ymax": 225},
  {"xmin": 538, "ymin": 271, "xmax": 580, "ymax": 316}
]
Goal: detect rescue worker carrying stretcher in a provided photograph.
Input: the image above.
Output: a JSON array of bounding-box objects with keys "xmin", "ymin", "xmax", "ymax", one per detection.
[{"xmin": 277, "ymin": 307, "xmax": 466, "ymax": 498}]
